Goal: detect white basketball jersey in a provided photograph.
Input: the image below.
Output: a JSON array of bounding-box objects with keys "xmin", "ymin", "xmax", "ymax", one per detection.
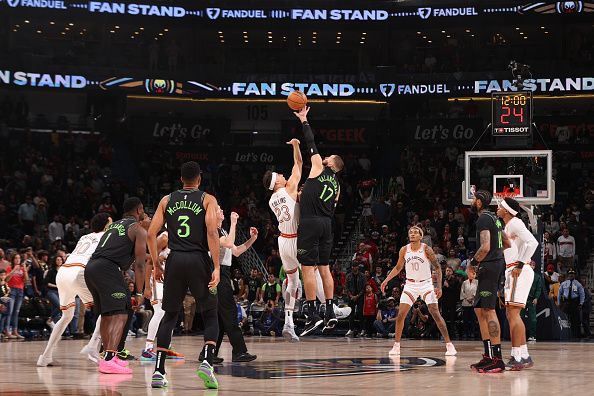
[
  {"xmin": 504, "ymin": 217, "xmax": 538, "ymax": 265},
  {"xmin": 404, "ymin": 243, "xmax": 432, "ymax": 281},
  {"xmin": 65, "ymin": 232, "xmax": 104, "ymax": 265},
  {"xmin": 269, "ymin": 188, "xmax": 299, "ymax": 235}
]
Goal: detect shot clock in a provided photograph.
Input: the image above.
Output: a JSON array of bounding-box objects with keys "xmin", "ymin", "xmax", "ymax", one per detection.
[{"xmin": 491, "ymin": 91, "xmax": 532, "ymax": 136}]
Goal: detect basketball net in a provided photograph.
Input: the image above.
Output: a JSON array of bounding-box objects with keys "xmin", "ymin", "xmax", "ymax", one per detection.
[{"xmin": 493, "ymin": 191, "xmax": 519, "ymax": 205}]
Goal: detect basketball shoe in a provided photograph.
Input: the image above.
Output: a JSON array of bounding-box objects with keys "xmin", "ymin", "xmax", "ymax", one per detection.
[
  {"xmin": 151, "ymin": 372, "xmax": 168, "ymax": 388},
  {"xmin": 300, "ymin": 313, "xmax": 323, "ymax": 336},
  {"xmin": 388, "ymin": 342, "xmax": 400, "ymax": 356},
  {"xmin": 505, "ymin": 357, "xmax": 524, "ymax": 371},
  {"xmin": 282, "ymin": 323, "xmax": 300, "ymax": 342},
  {"xmin": 470, "ymin": 355, "xmax": 492, "ymax": 372},
  {"xmin": 521, "ymin": 356, "xmax": 534, "ymax": 369},
  {"xmin": 322, "ymin": 307, "xmax": 338, "ymax": 334},
  {"xmin": 445, "ymin": 343, "xmax": 457, "ymax": 356},
  {"xmin": 477, "ymin": 357, "xmax": 505, "ymax": 373},
  {"xmin": 197, "ymin": 361, "xmax": 219, "ymax": 389}
]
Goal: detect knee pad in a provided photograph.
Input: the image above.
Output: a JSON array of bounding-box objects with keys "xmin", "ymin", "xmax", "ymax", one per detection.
[{"xmin": 60, "ymin": 308, "xmax": 75, "ymax": 321}]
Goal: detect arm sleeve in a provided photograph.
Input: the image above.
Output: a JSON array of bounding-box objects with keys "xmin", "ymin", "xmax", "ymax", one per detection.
[{"xmin": 302, "ymin": 122, "xmax": 319, "ymax": 156}]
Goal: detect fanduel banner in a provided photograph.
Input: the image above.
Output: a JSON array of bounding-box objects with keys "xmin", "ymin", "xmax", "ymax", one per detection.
[
  {"xmin": 405, "ymin": 119, "xmax": 484, "ymax": 144},
  {"xmin": 2, "ymin": 1, "xmax": 593, "ymax": 21},
  {"xmin": 3, "ymin": 69, "xmax": 594, "ymax": 99}
]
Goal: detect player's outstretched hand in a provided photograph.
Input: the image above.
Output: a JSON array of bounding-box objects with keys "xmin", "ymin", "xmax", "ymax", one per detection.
[
  {"xmin": 380, "ymin": 280, "xmax": 388, "ymax": 295},
  {"xmin": 250, "ymin": 227, "xmax": 259, "ymax": 239},
  {"xmin": 144, "ymin": 287, "xmax": 153, "ymax": 301},
  {"xmin": 209, "ymin": 268, "xmax": 220, "ymax": 290},
  {"xmin": 294, "ymin": 106, "xmax": 310, "ymax": 122},
  {"xmin": 154, "ymin": 262, "xmax": 165, "ymax": 282},
  {"xmin": 511, "ymin": 267, "xmax": 522, "ymax": 278},
  {"xmin": 286, "ymin": 138, "xmax": 301, "ymax": 146},
  {"xmin": 230, "ymin": 212, "xmax": 239, "ymax": 223}
]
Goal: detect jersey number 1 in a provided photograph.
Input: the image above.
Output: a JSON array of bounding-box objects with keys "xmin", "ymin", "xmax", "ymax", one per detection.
[
  {"xmin": 178, "ymin": 215, "xmax": 190, "ymax": 238},
  {"xmin": 319, "ymin": 185, "xmax": 334, "ymax": 202}
]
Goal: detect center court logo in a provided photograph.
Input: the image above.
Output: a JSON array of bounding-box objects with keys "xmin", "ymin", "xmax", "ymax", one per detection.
[
  {"xmin": 218, "ymin": 357, "xmax": 445, "ymax": 379},
  {"xmin": 206, "ymin": 8, "xmax": 221, "ymax": 19}
]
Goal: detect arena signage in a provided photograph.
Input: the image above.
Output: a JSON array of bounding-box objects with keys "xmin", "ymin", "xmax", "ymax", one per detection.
[
  {"xmin": 282, "ymin": 121, "xmax": 376, "ymax": 146},
  {"xmin": 0, "ymin": 70, "xmax": 87, "ymax": 88},
  {"xmin": 2, "ymin": 1, "xmax": 594, "ymax": 21},
  {"xmin": 405, "ymin": 119, "xmax": 484, "ymax": 144},
  {"xmin": 231, "ymin": 82, "xmax": 357, "ymax": 97},
  {"xmin": 474, "ymin": 77, "xmax": 594, "ymax": 93}
]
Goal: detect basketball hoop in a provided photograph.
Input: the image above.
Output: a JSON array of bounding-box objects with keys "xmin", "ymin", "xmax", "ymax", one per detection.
[{"xmin": 493, "ymin": 191, "xmax": 518, "ymax": 205}]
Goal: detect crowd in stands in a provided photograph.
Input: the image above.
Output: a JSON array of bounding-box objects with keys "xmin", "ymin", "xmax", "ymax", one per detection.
[{"xmin": 0, "ymin": 98, "xmax": 593, "ymax": 342}]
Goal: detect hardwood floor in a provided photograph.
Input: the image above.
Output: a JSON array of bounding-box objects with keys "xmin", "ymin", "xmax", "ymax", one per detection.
[{"xmin": 1, "ymin": 336, "xmax": 592, "ymax": 395}]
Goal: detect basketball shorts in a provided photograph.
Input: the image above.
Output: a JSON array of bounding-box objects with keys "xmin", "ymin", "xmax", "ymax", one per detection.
[
  {"xmin": 400, "ymin": 279, "xmax": 438, "ymax": 306},
  {"xmin": 297, "ymin": 217, "xmax": 333, "ymax": 266},
  {"xmin": 162, "ymin": 250, "xmax": 218, "ymax": 313},
  {"xmin": 84, "ymin": 258, "xmax": 131, "ymax": 315},
  {"xmin": 504, "ymin": 264, "xmax": 534, "ymax": 308},
  {"xmin": 56, "ymin": 265, "xmax": 94, "ymax": 310},
  {"xmin": 279, "ymin": 235, "xmax": 299, "ymax": 272},
  {"xmin": 474, "ymin": 260, "xmax": 505, "ymax": 309}
]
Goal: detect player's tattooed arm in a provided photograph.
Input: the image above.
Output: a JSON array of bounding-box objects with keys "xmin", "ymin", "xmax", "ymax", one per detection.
[
  {"xmin": 380, "ymin": 246, "xmax": 406, "ymax": 294},
  {"xmin": 474, "ymin": 229, "xmax": 491, "ymax": 262},
  {"xmin": 425, "ymin": 245, "xmax": 442, "ymax": 294}
]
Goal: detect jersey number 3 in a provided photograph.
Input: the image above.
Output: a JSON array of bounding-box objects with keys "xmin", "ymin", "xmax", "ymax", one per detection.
[
  {"xmin": 274, "ymin": 205, "xmax": 291, "ymax": 223},
  {"xmin": 177, "ymin": 215, "xmax": 191, "ymax": 238}
]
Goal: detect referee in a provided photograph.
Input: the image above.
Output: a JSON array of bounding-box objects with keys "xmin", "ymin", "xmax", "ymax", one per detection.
[
  {"xmin": 148, "ymin": 161, "xmax": 221, "ymax": 390},
  {"xmin": 211, "ymin": 208, "xmax": 257, "ymax": 363}
]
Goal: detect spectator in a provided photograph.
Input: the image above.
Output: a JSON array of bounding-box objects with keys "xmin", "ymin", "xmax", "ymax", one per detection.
[
  {"xmin": 557, "ymin": 228, "xmax": 576, "ymax": 273},
  {"xmin": 440, "ymin": 266, "xmax": 460, "ymax": 337},
  {"xmin": 446, "ymin": 249, "xmax": 461, "ymax": 270},
  {"xmin": 0, "ymin": 269, "xmax": 10, "ymax": 340},
  {"xmin": 558, "ymin": 270, "xmax": 584, "ymax": 338},
  {"xmin": 353, "ymin": 243, "xmax": 373, "ymax": 272},
  {"xmin": 232, "ymin": 269, "xmax": 244, "ymax": 298},
  {"xmin": 374, "ymin": 297, "xmax": 397, "ymax": 338},
  {"xmin": 5, "ymin": 253, "xmax": 28, "ymax": 339},
  {"xmin": 579, "ymin": 275, "xmax": 592, "ymax": 339},
  {"xmin": 364, "ymin": 270, "xmax": 379, "ymax": 294},
  {"xmin": 236, "ymin": 297, "xmax": 250, "ymax": 334},
  {"xmin": 97, "ymin": 196, "xmax": 117, "ymax": 217},
  {"xmin": 362, "ymin": 284, "xmax": 378, "ymax": 337},
  {"xmin": 265, "ymin": 249, "xmax": 282, "ymax": 277},
  {"xmin": 460, "ymin": 250, "xmax": 474, "ymax": 270},
  {"xmin": 65, "ymin": 217, "xmax": 80, "ymax": 237},
  {"xmin": 128, "ymin": 281, "xmax": 152, "ymax": 336},
  {"xmin": 182, "ymin": 291, "xmax": 196, "ymax": 334},
  {"xmin": 373, "ymin": 266, "xmax": 385, "ymax": 286},
  {"xmin": 543, "ymin": 231, "xmax": 557, "ymax": 263},
  {"xmin": 245, "ymin": 268, "xmax": 263, "ymax": 304},
  {"xmin": 331, "ymin": 262, "xmax": 346, "ymax": 295},
  {"xmin": 28, "ymin": 250, "xmax": 46, "ymax": 298},
  {"xmin": 345, "ymin": 263, "xmax": 366, "ymax": 337},
  {"xmin": 48, "ymin": 215, "xmax": 64, "ymax": 242},
  {"xmin": 524, "ymin": 261, "xmax": 543, "ymax": 343},
  {"xmin": 260, "ymin": 273, "xmax": 281, "ymax": 306},
  {"xmin": 549, "ymin": 273, "xmax": 565, "ymax": 305},
  {"xmin": 460, "ymin": 266, "xmax": 478, "ymax": 338},
  {"xmin": 18, "ymin": 195, "xmax": 36, "ymax": 235},
  {"xmin": 255, "ymin": 302, "xmax": 282, "ymax": 336},
  {"xmin": 44, "ymin": 255, "xmax": 63, "ymax": 329},
  {"xmin": 544, "ymin": 263, "xmax": 560, "ymax": 293},
  {"xmin": 409, "ymin": 299, "xmax": 435, "ymax": 338},
  {"xmin": 0, "ymin": 249, "xmax": 9, "ymax": 272}
]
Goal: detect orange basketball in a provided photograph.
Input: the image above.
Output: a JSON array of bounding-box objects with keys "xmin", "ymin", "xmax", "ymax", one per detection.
[{"xmin": 287, "ymin": 90, "xmax": 307, "ymax": 111}]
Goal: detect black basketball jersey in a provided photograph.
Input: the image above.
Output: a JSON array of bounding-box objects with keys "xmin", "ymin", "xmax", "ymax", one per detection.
[
  {"xmin": 91, "ymin": 217, "xmax": 137, "ymax": 269},
  {"xmin": 300, "ymin": 167, "xmax": 339, "ymax": 218},
  {"xmin": 165, "ymin": 189, "xmax": 208, "ymax": 253},
  {"xmin": 475, "ymin": 211, "xmax": 505, "ymax": 263}
]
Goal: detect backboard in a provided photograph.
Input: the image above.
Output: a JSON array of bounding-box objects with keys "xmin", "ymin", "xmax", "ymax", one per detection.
[{"xmin": 462, "ymin": 150, "xmax": 554, "ymax": 206}]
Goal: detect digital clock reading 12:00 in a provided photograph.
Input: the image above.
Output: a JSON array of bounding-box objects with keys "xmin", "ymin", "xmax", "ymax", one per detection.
[{"xmin": 491, "ymin": 91, "xmax": 532, "ymax": 137}]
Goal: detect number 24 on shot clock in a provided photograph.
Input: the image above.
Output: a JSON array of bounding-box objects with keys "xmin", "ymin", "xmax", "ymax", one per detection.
[{"xmin": 491, "ymin": 91, "xmax": 532, "ymax": 137}]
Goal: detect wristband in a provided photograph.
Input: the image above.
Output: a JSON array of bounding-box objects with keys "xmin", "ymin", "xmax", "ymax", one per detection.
[
  {"xmin": 514, "ymin": 261, "xmax": 525, "ymax": 269},
  {"xmin": 302, "ymin": 121, "xmax": 309, "ymax": 126},
  {"xmin": 135, "ymin": 292, "xmax": 143, "ymax": 297}
]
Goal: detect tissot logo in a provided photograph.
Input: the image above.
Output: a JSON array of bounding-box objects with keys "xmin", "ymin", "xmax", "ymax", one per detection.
[
  {"xmin": 206, "ymin": 8, "xmax": 221, "ymax": 19},
  {"xmin": 380, "ymin": 84, "xmax": 396, "ymax": 97},
  {"xmin": 418, "ymin": 7, "xmax": 432, "ymax": 19}
]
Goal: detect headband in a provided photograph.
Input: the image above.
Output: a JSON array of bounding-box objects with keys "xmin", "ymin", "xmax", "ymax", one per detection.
[
  {"xmin": 268, "ymin": 172, "xmax": 278, "ymax": 191},
  {"xmin": 409, "ymin": 225, "xmax": 424, "ymax": 237},
  {"xmin": 500, "ymin": 199, "xmax": 518, "ymax": 216}
]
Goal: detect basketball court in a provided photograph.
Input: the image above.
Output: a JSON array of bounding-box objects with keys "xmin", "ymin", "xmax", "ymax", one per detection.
[{"xmin": 1, "ymin": 337, "xmax": 592, "ymax": 395}]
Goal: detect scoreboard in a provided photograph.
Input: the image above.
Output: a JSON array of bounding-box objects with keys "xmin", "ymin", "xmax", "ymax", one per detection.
[{"xmin": 491, "ymin": 91, "xmax": 532, "ymax": 137}]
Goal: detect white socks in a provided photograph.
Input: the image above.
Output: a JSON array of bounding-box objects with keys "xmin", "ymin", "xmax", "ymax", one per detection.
[{"xmin": 520, "ymin": 344, "xmax": 529, "ymax": 359}]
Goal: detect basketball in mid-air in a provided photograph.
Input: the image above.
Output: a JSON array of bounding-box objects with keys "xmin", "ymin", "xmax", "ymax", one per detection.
[{"xmin": 287, "ymin": 90, "xmax": 307, "ymax": 111}]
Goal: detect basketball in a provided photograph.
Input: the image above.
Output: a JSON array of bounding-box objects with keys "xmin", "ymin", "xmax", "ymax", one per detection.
[{"xmin": 287, "ymin": 90, "xmax": 307, "ymax": 111}]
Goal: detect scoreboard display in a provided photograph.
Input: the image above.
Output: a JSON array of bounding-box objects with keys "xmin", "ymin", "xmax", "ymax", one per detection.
[{"xmin": 491, "ymin": 91, "xmax": 532, "ymax": 136}]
